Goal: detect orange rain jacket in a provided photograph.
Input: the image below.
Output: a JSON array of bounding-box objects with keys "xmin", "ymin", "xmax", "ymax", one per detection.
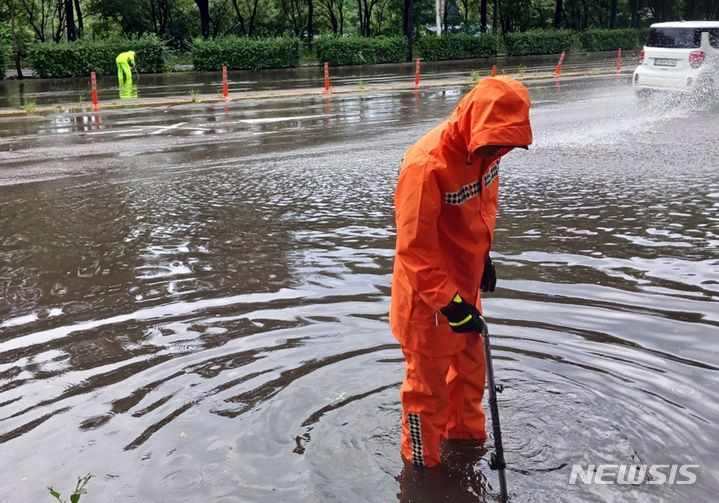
[{"xmin": 390, "ymin": 77, "xmax": 533, "ymax": 356}]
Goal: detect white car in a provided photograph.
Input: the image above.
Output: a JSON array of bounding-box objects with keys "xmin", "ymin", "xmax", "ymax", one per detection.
[{"xmin": 633, "ymin": 21, "xmax": 719, "ymax": 97}]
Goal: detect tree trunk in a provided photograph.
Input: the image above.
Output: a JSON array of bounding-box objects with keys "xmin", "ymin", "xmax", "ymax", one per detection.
[
  {"xmin": 628, "ymin": 0, "xmax": 639, "ymax": 28},
  {"xmin": 249, "ymin": 0, "xmax": 260, "ymax": 35},
  {"xmin": 609, "ymin": 0, "xmax": 617, "ymax": 28},
  {"xmin": 73, "ymin": 0, "xmax": 83, "ymax": 37},
  {"xmin": 307, "ymin": 0, "xmax": 314, "ymax": 44},
  {"xmin": 403, "ymin": 0, "xmax": 413, "ymax": 60},
  {"xmin": 194, "ymin": 0, "xmax": 211, "ymax": 38},
  {"xmin": 10, "ymin": 0, "xmax": 24, "ymax": 79},
  {"xmin": 480, "ymin": 0, "xmax": 487, "ymax": 32},
  {"xmin": 339, "ymin": 3, "xmax": 344, "ymax": 34},
  {"xmin": 64, "ymin": 0, "xmax": 76, "ymax": 41},
  {"xmin": 553, "ymin": 0, "xmax": 562, "ymax": 29},
  {"xmin": 492, "ymin": 0, "xmax": 498, "ymax": 33},
  {"xmin": 442, "ymin": 0, "xmax": 448, "ymax": 33}
]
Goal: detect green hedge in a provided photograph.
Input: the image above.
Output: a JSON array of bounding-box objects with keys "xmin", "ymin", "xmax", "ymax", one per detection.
[
  {"xmin": 579, "ymin": 29, "xmax": 641, "ymax": 51},
  {"xmin": 191, "ymin": 37, "xmax": 299, "ymax": 71},
  {"xmin": 416, "ymin": 34, "xmax": 499, "ymax": 61},
  {"xmin": 504, "ymin": 29, "xmax": 579, "ymax": 56},
  {"xmin": 28, "ymin": 35, "xmax": 168, "ymax": 78},
  {"xmin": 315, "ymin": 36, "xmax": 408, "ymax": 66}
]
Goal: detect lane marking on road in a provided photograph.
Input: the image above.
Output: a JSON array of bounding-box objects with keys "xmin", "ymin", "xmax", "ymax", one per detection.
[
  {"xmin": 231, "ymin": 114, "xmax": 332, "ymax": 125},
  {"xmin": 149, "ymin": 122, "xmax": 189, "ymax": 135},
  {"xmin": 83, "ymin": 129, "xmax": 144, "ymax": 136}
]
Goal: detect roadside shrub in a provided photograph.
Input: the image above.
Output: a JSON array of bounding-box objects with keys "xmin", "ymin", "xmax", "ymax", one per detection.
[
  {"xmin": 191, "ymin": 37, "xmax": 299, "ymax": 71},
  {"xmin": 416, "ymin": 34, "xmax": 499, "ymax": 61},
  {"xmin": 580, "ymin": 29, "xmax": 641, "ymax": 51},
  {"xmin": 28, "ymin": 35, "xmax": 168, "ymax": 78},
  {"xmin": 315, "ymin": 36, "xmax": 408, "ymax": 66},
  {"xmin": 504, "ymin": 29, "xmax": 579, "ymax": 56}
]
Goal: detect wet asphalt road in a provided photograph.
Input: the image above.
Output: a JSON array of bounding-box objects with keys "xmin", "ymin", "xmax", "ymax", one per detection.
[{"xmin": 1, "ymin": 73, "xmax": 718, "ymax": 502}]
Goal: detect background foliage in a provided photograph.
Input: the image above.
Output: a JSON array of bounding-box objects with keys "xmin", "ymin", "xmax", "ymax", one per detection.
[
  {"xmin": 416, "ymin": 33, "xmax": 498, "ymax": 61},
  {"xmin": 191, "ymin": 36, "xmax": 299, "ymax": 70},
  {"xmin": 28, "ymin": 35, "xmax": 168, "ymax": 77},
  {"xmin": 315, "ymin": 36, "xmax": 408, "ymax": 65}
]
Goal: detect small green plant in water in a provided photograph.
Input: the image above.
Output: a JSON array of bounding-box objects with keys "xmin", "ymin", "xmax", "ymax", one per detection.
[
  {"xmin": 591, "ymin": 67, "xmax": 600, "ymax": 75},
  {"xmin": 517, "ymin": 65, "xmax": 526, "ymax": 78},
  {"xmin": 23, "ymin": 100, "xmax": 38, "ymax": 114},
  {"xmin": 471, "ymin": 70, "xmax": 480, "ymax": 83},
  {"xmin": 190, "ymin": 89, "xmax": 200, "ymax": 102},
  {"xmin": 48, "ymin": 473, "xmax": 92, "ymax": 503},
  {"xmin": 358, "ymin": 80, "xmax": 368, "ymax": 90}
]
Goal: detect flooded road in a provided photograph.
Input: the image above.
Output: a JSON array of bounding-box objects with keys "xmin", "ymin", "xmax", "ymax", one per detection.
[
  {"xmin": 0, "ymin": 52, "xmax": 626, "ymax": 108},
  {"xmin": 1, "ymin": 76, "xmax": 718, "ymax": 502}
]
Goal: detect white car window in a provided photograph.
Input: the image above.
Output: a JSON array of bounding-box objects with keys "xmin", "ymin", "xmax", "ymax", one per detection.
[
  {"xmin": 647, "ymin": 28, "xmax": 701, "ymax": 48},
  {"xmin": 710, "ymin": 29, "xmax": 719, "ymax": 49}
]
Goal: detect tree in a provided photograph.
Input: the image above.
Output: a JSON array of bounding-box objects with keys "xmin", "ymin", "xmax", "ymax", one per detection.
[
  {"xmin": 554, "ymin": 0, "xmax": 562, "ymax": 28},
  {"xmin": 480, "ymin": 0, "xmax": 487, "ymax": 32},
  {"xmin": 20, "ymin": 0, "xmax": 55, "ymax": 41},
  {"xmin": 73, "ymin": 0, "xmax": 83, "ymax": 36},
  {"xmin": 307, "ymin": 0, "xmax": 313, "ymax": 43},
  {"xmin": 403, "ymin": 0, "xmax": 412, "ymax": 58},
  {"xmin": 322, "ymin": 0, "xmax": 346, "ymax": 34},
  {"xmin": 9, "ymin": 0, "xmax": 24, "ymax": 78},
  {"xmin": 63, "ymin": 0, "xmax": 76, "ymax": 40},
  {"xmin": 357, "ymin": 0, "xmax": 381, "ymax": 35},
  {"xmin": 195, "ymin": 0, "xmax": 211, "ymax": 37}
]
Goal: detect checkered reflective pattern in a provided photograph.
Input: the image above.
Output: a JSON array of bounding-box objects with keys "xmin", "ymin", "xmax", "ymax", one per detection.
[
  {"xmin": 484, "ymin": 163, "xmax": 499, "ymax": 187},
  {"xmin": 443, "ymin": 180, "xmax": 481, "ymax": 206},
  {"xmin": 407, "ymin": 412, "xmax": 425, "ymax": 467}
]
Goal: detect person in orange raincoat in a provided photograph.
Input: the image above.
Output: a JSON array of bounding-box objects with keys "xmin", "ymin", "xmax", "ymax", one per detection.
[{"xmin": 390, "ymin": 76, "xmax": 533, "ymax": 468}]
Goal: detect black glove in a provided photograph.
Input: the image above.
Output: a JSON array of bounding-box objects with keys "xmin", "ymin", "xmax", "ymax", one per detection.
[
  {"xmin": 440, "ymin": 294, "xmax": 487, "ymax": 334},
  {"xmin": 480, "ymin": 257, "xmax": 496, "ymax": 293}
]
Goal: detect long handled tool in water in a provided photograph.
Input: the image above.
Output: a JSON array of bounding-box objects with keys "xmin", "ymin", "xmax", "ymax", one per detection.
[{"xmin": 481, "ymin": 322, "xmax": 508, "ymax": 501}]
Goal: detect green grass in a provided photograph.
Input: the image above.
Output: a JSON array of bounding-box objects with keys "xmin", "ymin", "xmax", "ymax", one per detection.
[{"xmin": 23, "ymin": 100, "xmax": 37, "ymax": 114}]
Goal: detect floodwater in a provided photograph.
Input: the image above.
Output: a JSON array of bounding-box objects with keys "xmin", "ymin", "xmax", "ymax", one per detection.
[
  {"xmin": 1, "ymin": 76, "xmax": 718, "ymax": 502},
  {"xmin": 0, "ymin": 52, "xmax": 626, "ymax": 108}
]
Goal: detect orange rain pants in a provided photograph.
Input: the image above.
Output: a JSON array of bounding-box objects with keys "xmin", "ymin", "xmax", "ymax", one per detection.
[{"xmin": 390, "ymin": 77, "xmax": 533, "ymax": 467}]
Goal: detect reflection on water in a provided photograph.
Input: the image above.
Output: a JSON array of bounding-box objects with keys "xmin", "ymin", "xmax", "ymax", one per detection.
[
  {"xmin": 119, "ymin": 83, "xmax": 139, "ymax": 100},
  {"xmin": 0, "ymin": 82, "xmax": 718, "ymax": 502}
]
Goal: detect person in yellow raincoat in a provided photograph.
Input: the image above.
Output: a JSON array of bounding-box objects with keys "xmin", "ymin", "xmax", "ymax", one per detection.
[
  {"xmin": 116, "ymin": 50, "xmax": 136, "ymax": 86},
  {"xmin": 390, "ymin": 76, "xmax": 533, "ymax": 468}
]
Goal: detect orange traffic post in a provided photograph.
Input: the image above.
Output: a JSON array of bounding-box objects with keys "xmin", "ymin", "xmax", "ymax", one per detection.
[
  {"xmin": 552, "ymin": 51, "xmax": 566, "ymax": 77},
  {"xmin": 90, "ymin": 71, "xmax": 99, "ymax": 110},
  {"xmin": 222, "ymin": 65, "xmax": 229, "ymax": 101},
  {"xmin": 490, "ymin": 64, "xmax": 497, "ymax": 77},
  {"xmin": 324, "ymin": 62, "xmax": 331, "ymax": 93},
  {"xmin": 615, "ymin": 48, "xmax": 623, "ymax": 74},
  {"xmin": 414, "ymin": 58, "xmax": 421, "ymax": 88}
]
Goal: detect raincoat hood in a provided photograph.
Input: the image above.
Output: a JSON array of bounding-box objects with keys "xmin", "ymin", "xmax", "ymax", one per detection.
[{"xmin": 443, "ymin": 76, "xmax": 533, "ymax": 154}]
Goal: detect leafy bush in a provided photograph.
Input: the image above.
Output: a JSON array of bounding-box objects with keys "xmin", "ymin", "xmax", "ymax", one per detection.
[
  {"xmin": 314, "ymin": 36, "xmax": 408, "ymax": 66},
  {"xmin": 504, "ymin": 29, "xmax": 579, "ymax": 56},
  {"xmin": 416, "ymin": 34, "xmax": 499, "ymax": 61},
  {"xmin": 579, "ymin": 29, "xmax": 641, "ymax": 51},
  {"xmin": 28, "ymin": 35, "xmax": 168, "ymax": 78},
  {"xmin": 191, "ymin": 37, "xmax": 299, "ymax": 71}
]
